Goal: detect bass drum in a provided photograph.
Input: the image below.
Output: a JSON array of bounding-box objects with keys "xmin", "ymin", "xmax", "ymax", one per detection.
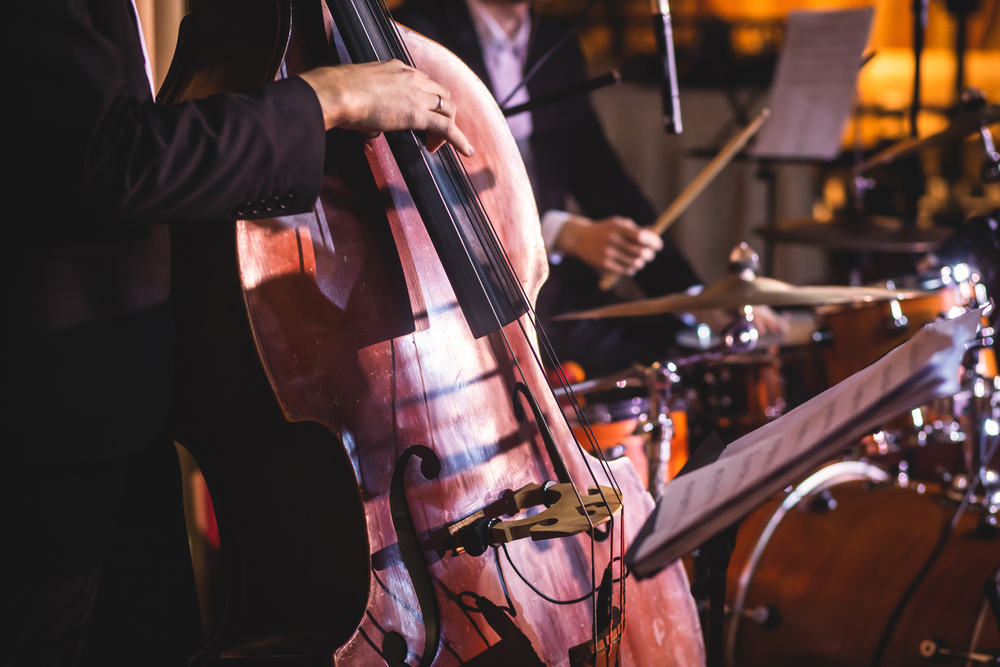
[{"xmin": 726, "ymin": 461, "xmax": 1000, "ymax": 666}]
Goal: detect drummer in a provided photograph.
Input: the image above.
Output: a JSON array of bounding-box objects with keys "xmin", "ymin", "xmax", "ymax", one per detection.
[{"xmin": 394, "ymin": 0, "xmax": 706, "ymax": 376}]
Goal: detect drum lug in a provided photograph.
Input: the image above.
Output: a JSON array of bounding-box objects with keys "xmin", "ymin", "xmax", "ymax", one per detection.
[
  {"xmin": 741, "ymin": 604, "xmax": 781, "ymax": 629},
  {"xmin": 918, "ymin": 638, "xmax": 1000, "ymax": 663},
  {"xmin": 808, "ymin": 488, "xmax": 838, "ymax": 513},
  {"xmin": 883, "ymin": 299, "xmax": 910, "ymax": 336},
  {"xmin": 811, "ymin": 327, "xmax": 835, "ymax": 346}
]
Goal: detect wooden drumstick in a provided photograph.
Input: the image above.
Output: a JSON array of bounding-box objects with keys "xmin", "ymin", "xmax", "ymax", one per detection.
[{"xmin": 599, "ymin": 108, "xmax": 770, "ymax": 292}]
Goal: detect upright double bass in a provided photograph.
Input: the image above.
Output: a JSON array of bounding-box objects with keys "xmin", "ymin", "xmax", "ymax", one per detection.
[{"xmin": 161, "ymin": 0, "xmax": 703, "ymax": 664}]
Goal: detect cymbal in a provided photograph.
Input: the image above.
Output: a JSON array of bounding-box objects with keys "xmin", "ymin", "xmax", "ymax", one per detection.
[
  {"xmin": 854, "ymin": 103, "xmax": 1000, "ymax": 175},
  {"xmin": 554, "ymin": 274, "xmax": 926, "ymax": 320},
  {"xmin": 756, "ymin": 216, "xmax": 953, "ymax": 253}
]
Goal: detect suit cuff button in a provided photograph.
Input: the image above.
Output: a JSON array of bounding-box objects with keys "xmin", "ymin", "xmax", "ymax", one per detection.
[
  {"xmin": 265, "ymin": 196, "xmax": 281, "ymax": 212},
  {"xmin": 234, "ymin": 204, "xmax": 251, "ymax": 217},
  {"xmin": 279, "ymin": 193, "xmax": 296, "ymax": 209}
]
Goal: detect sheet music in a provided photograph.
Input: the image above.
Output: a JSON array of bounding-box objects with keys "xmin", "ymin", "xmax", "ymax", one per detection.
[
  {"xmin": 751, "ymin": 8, "xmax": 874, "ymax": 160},
  {"xmin": 626, "ymin": 309, "xmax": 982, "ymax": 577}
]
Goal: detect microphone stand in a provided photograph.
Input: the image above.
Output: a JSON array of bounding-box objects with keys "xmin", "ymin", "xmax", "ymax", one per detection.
[
  {"xmin": 946, "ymin": 0, "xmax": 981, "ymax": 103},
  {"xmin": 910, "ymin": 0, "xmax": 928, "ymax": 138},
  {"xmin": 501, "ymin": 58, "xmax": 656, "ymax": 117}
]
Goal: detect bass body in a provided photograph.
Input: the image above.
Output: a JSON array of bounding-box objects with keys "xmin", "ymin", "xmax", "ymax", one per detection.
[{"xmin": 161, "ymin": 1, "xmax": 703, "ymax": 664}]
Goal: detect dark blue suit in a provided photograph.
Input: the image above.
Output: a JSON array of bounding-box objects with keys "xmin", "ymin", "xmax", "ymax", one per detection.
[{"xmin": 4, "ymin": 1, "xmax": 326, "ymax": 663}]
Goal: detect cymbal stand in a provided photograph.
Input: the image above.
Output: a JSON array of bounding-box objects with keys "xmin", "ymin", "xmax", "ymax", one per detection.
[
  {"xmin": 756, "ymin": 159, "xmax": 778, "ymax": 277},
  {"xmin": 639, "ymin": 361, "xmax": 681, "ymax": 501},
  {"xmin": 966, "ymin": 346, "xmax": 1000, "ymax": 531},
  {"xmin": 950, "ymin": 303, "xmax": 1000, "ymax": 531}
]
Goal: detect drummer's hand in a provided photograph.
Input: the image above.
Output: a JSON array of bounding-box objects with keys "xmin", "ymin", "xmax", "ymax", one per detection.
[
  {"xmin": 298, "ymin": 60, "xmax": 475, "ymax": 157},
  {"xmin": 556, "ymin": 215, "xmax": 663, "ymax": 275},
  {"xmin": 750, "ymin": 305, "xmax": 789, "ymax": 336}
]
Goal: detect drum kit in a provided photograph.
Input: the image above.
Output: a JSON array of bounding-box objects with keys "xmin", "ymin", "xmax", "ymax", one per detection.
[{"xmin": 555, "ymin": 235, "xmax": 1000, "ymax": 664}]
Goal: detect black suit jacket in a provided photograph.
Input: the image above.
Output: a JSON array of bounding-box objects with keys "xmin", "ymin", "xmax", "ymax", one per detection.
[
  {"xmin": 395, "ymin": 0, "xmax": 699, "ymax": 374},
  {"xmin": 4, "ymin": 0, "xmax": 326, "ymax": 463}
]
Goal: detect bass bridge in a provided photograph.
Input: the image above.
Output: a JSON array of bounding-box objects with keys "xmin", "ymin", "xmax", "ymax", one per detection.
[{"xmin": 443, "ymin": 481, "xmax": 622, "ymax": 558}]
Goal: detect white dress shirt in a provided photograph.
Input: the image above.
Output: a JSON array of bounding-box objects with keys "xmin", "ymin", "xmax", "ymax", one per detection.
[{"xmin": 465, "ymin": 0, "xmax": 571, "ymax": 258}]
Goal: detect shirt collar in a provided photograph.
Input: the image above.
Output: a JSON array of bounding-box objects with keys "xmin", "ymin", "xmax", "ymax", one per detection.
[{"xmin": 465, "ymin": 0, "xmax": 531, "ymax": 60}]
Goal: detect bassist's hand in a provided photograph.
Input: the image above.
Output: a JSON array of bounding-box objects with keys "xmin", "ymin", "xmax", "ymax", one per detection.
[{"xmin": 299, "ymin": 60, "xmax": 474, "ymax": 157}]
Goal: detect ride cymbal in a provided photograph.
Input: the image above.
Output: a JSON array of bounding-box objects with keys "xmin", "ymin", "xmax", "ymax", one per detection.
[
  {"xmin": 555, "ymin": 273, "xmax": 925, "ymax": 320},
  {"xmin": 756, "ymin": 216, "xmax": 953, "ymax": 253}
]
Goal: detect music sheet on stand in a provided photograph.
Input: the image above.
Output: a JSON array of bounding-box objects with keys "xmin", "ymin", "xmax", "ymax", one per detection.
[
  {"xmin": 751, "ymin": 7, "xmax": 873, "ymax": 160},
  {"xmin": 626, "ymin": 308, "xmax": 983, "ymax": 579}
]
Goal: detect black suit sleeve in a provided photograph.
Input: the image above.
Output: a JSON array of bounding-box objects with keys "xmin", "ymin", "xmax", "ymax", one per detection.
[
  {"xmin": 9, "ymin": 0, "xmax": 325, "ymax": 242},
  {"xmin": 85, "ymin": 78, "xmax": 325, "ymax": 227}
]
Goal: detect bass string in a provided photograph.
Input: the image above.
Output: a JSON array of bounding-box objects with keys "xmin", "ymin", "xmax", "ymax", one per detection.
[
  {"xmin": 370, "ymin": 0, "xmax": 624, "ymax": 508},
  {"xmin": 359, "ymin": 0, "xmax": 628, "ymax": 645},
  {"xmin": 433, "ymin": 128, "xmax": 630, "ymax": 654},
  {"xmin": 380, "ymin": 1, "xmax": 629, "ymax": 644}
]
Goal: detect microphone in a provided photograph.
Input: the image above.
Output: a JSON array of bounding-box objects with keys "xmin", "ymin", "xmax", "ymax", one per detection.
[{"xmin": 652, "ymin": 0, "xmax": 682, "ymax": 134}]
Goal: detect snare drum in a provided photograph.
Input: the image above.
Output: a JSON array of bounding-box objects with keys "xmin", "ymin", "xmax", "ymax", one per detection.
[{"xmin": 727, "ymin": 461, "xmax": 1000, "ymax": 666}]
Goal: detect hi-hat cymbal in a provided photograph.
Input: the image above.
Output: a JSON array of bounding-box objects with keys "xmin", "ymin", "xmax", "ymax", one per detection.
[
  {"xmin": 756, "ymin": 216, "xmax": 953, "ymax": 253},
  {"xmin": 554, "ymin": 274, "xmax": 925, "ymax": 320}
]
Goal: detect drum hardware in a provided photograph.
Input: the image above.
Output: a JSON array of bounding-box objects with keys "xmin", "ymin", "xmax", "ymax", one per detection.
[
  {"xmin": 694, "ymin": 601, "xmax": 778, "ymax": 628},
  {"xmin": 638, "ymin": 361, "xmax": 682, "ymax": 500},
  {"xmin": 600, "ymin": 443, "xmax": 627, "ymax": 461},
  {"xmin": 721, "ymin": 311, "xmax": 759, "ymax": 354},
  {"xmin": 556, "ymin": 360, "xmax": 692, "ymax": 495},
  {"xmin": 885, "ymin": 298, "xmax": 910, "ymax": 334},
  {"xmin": 808, "ymin": 488, "xmax": 838, "ymax": 512},
  {"xmin": 810, "ymin": 327, "xmax": 836, "ymax": 346},
  {"xmin": 857, "ymin": 312, "xmax": 998, "ymax": 488},
  {"xmin": 918, "ymin": 639, "xmax": 999, "ymax": 663},
  {"xmin": 557, "ymin": 329, "xmax": 786, "ymax": 497},
  {"xmin": 956, "ymin": 325, "xmax": 1000, "ymax": 520},
  {"xmin": 734, "ymin": 604, "xmax": 778, "ymax": 628}
]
